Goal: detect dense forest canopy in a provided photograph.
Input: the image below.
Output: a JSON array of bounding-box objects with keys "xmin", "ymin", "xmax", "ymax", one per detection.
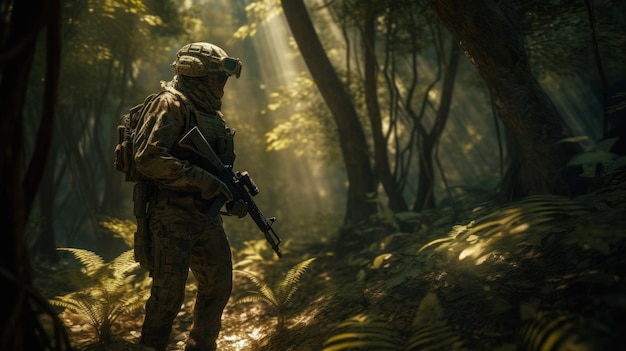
[{"xmin": 1, "ymin": 0, "xmax": 624, "ymax": 350}]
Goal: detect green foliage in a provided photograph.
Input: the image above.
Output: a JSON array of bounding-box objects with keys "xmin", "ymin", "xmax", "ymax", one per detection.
[
  {"xmin": 59, "ymin": 0, "xmax": 175, "ymax": 102},
  {"xmin": 233, "ymin": 239, "xmax": 283, "ymax": 270},
  {"xmin": 233, "ymin": 257, "xmax": 317, "ymax": 331},
  {"xmin": 566, "ymin": 137, "xmax": 625, "ymax": 178},
  {"xmin": 322, "ymin": 313, "xmax": 401, "ymax": 351},
  {"xmin": 232, "ymin": 0, "xmax": 282, "ymax": 39},
  {"xmin": 321, "ymin": 292, "xmax": 466, "ymax": 351},
  {"xmin": 311, "ymin": 182, "xmax": 625, "ymax": 350},
  {"xmin": 264, "ymin": 72, "xmax": 341, "ymax": 163},
  {"xmin": 520, "ymin": 309, "xmax": 616, "ymax": 351},
  {"xmin": 418, "ymin": 195, "xmax": 593, "ymax": 265},
  {"xmin": 99, "ymin": 217, "xmax": 136, "ymax": 248},
  {"xmin": 407, "ymin": 292, "xmax": 466, "ymax": 350},
  {"xmin": 48, "ymin": 248, "xmax": 149, "ymax": 345}
]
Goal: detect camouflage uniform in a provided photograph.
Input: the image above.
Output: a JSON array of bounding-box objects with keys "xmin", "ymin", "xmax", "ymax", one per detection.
[{"xmin": 133, "ymin": 42, "xmax": 243, "ymax": 351}]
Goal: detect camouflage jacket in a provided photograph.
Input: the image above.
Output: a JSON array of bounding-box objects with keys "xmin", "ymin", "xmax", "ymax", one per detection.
[{"xmin": 133, "ymin": 91, "xmax": 236, "ymax": 194}]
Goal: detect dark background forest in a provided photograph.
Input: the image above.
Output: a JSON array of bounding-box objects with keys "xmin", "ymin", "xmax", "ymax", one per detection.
[{"xmin": 1, "ymin": 0, "xmax": 625, "ymax": 350}]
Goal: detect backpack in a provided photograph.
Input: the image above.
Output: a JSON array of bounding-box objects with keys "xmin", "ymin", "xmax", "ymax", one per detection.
[
  {"xmin": 114, "ymin": 93, "xmax": 159, "ymax": 182},
  {"xmin": 114, "ymin": 89, "xmax": 198, "ymax": 182}
]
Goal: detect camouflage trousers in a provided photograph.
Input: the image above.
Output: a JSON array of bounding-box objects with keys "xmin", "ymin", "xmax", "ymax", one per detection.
[{"xmin": 139, "ymin": 193, "xmax": 232, "ymax": 351}]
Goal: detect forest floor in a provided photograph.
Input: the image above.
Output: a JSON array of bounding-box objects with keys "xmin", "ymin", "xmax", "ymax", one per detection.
[{"xmin": 48, "ymin": 172, "xmax": 626, "ymax": 351}]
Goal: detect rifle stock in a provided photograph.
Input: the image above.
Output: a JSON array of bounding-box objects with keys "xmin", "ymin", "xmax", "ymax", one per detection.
[{"xmin": 179, "ymin": 126, "xmax": 283, "ymax": 258}]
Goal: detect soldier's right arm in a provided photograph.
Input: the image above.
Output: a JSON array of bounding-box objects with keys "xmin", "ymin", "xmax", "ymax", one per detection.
[{"xmin": 133, "ymin": 92, "xmax": 230, "ymax": 200}]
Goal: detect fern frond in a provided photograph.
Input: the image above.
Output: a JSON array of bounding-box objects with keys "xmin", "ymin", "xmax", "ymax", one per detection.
[
  {"xmin": 276, "ymin": 257, "xmax": 316, "ymax": 305},
  {"xmin": 322, "ymin": 313, "xmax": 401, "ymax": 351},
  {"xmin": 58, "ymin": 248, "xmax": 105, "ymax": 275},
  {"xmin": 50, "ymin": 292, "xmax": 93, "ymax": 315},
  {"xmin": 324, "ymin": 339, "xmax": 398, "ymax": 351},
  {"xmin": 49, "ymin": 248, "xmax": 150, "ymax": 345},
  {"xmin": 418, "ymin": 236, "xmax": 455, "ymax": 253},
  {"xmin": 521, "ymin": 312, "xmax": 578, "ymax": 351},
  {"xmin": 233, "ymin": 257, "xmax": 317, "ymax": 331},
  {"xmin": 404, "ymin": 291, "xmax": 466, "ymax": 350},
  {"xmin": 51, "ymin": 291, "xmax": 103, "ymax": 329},
  {"xmin": 518, "ymin": 310, "xmax": 616, "ymax": 351},
  {"xmin": 108, "ymin": 249, "xmax": 139, "ymax": 278},
  {"xmin": 412, "ymin": 292, "xmax": 445, "ymax": 327},
  {"xmin": 404, "ymin": 324, "xmax": 463, "ymax": 351},
  {"xmin": 103, "ymin": 274, "xmax": 146, "ymax": 315},
  {"xmin": 234, "ymin": 270, "xmax": 278, "ymax": 307},
  {"xmin": 418, "ymin": 195, "xmax": 593, "ymax": 265},
  {"xmin": 234, "ymin": 294, "xmax": 267, "ymax": 305}
]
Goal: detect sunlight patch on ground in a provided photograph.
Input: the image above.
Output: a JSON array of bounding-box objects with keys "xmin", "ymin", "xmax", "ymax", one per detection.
[
  {"xmin": 289, "ymin": 311, "xmax": 316, "ymax": 326},
  {"xmin": 218, "ymin": 326, "xmax": 263, "ymax": 351},
  {"xmin": 216, "ymin": 303, "xmax": 270, "ymax": 351}
]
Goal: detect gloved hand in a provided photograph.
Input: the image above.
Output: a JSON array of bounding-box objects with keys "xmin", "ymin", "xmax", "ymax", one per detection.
[
  {"xmin": 226, "ymin": 200, "xmax": 248, "ymax": 218},
  {"xmin": 201, "ymin": 173, "xmax": 233, "ymax": 201}
]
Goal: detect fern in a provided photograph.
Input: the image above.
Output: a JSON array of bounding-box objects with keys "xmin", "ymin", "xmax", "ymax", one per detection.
[
  {"xmin": 233, "ymin": 257, "xmax": 316, "ymax": 331},
  {"xmin": 322, "ymin": 292, "xmax": 467, "ymax": 351},
  {"xmin": 519, "ymin": 310, "xmax": 614, "ymax": 351},
  {"xmin": 418, "ymin": 195, "xmax": 592, "ymax": 264},
  {"xmin": 322, "ymin": 313, "xmax": 400, "ymax": 351},
  {"xmin": 49, "ymin": 248, "xmax": 149, "ymax": 345},
  {"xmin": 405, "ymin": 292, "xmax": 466, "ymax": 351}
]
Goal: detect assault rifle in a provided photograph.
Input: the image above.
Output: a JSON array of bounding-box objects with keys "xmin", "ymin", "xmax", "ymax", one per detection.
[{"xmin": 179, "ymin": 126, "xmax": 283, "ymax": 258}]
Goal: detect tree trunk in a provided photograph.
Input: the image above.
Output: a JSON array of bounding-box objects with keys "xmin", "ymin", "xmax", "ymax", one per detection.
[
  {"xmin": 282, "ymin": 0, "xmax": 377, "ymax": 224},
  {"xmin": 428, "ymin": 0, "xmax": 581, "ymax": 201},
  {"xmin": 414, "ymin": 41, "xmax": 461, "ymax": 211},
  {"xmin": 363, "ymin": 7, "xmax": 408, "ymax": 213},
  {"xmin": 31, "ymin": 150, "xmax": 59, "ymax": 263},
  {"xmin": 0, "ymin": 0, "xmax": 67, "ymax": 349}
]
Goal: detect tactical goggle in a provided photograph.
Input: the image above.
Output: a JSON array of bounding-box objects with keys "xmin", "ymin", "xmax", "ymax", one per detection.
[{"xmin": 207, "ymin": 56, "xmax": 242, "ymax": 79}]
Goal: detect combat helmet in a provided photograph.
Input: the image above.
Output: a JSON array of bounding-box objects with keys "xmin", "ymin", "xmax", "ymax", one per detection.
[{"xmin": 172, "ymin": 42, "xmax": 242, "ymax": 78}]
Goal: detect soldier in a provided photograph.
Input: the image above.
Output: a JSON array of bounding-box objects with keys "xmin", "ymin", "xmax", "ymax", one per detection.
[{"xmin": 133, "ymin": 42, "xmax": 248, "ymax": 351}]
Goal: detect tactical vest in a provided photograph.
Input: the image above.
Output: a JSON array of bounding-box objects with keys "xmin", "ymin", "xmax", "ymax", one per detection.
[{"xmin": 166, "ymin": 87, "xmax": 236, "ymax": 173}]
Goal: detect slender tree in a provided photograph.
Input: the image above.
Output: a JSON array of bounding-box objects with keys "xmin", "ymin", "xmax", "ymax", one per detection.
[
  {"xmin": 281, "ymin": 0, "xmax": 378, "ymax": 225},
  {"xmin": 362, "ymin": 4, "xmax": 408, "ymax": 213},
  {"xmin": 413, "ymin": 41, "xmax": 461, "ymax": 211}
]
